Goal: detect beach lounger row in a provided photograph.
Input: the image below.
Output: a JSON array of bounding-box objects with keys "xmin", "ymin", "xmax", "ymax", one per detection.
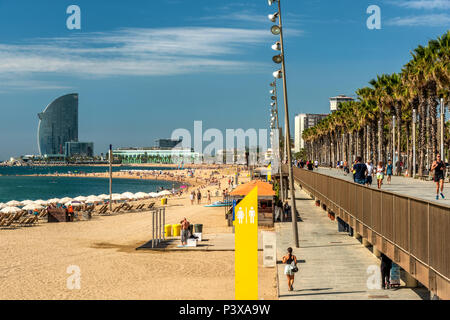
[{"xmin": 0, "ymin": 213, "xmax": 39, "ymax": 229}]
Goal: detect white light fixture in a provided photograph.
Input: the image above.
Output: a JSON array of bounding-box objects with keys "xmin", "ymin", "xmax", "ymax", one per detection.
[
  {"xmin": 270, "ymin": 90, "xmax": 275, "ymax": 94},
  {"xmin": 271, "ymin": 102, "xmax": 276, "ymax": 106},
  {"xmin": 271, "ymin": 42, "xmax": 281, "ymax": 51},
  {"xmin": 268, "ymin": 12, "xmax": 279, "ymax": 22},
  {"xmin": 268, "ymin": 0, "xmax": 276, "ymax": 6},
  {"xmin": 273, "ymin": 70, "xmax": 282, "ymax": 79}
]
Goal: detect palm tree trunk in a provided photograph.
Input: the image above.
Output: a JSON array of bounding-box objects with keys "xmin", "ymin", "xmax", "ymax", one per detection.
[
  {"xmin": 419, "ymin": 87, "xmax": 427, "ymax": 176},
  {"xmin": 427, "ymin": 80, "xmax": 438, "ymax": 160}
]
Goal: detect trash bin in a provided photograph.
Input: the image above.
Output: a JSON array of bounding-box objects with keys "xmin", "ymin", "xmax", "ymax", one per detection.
[
  {"xmin": 172, "ymin": 224, "xmax": 181, "ymax": 237},
  {"xmin": 161, "ymin": 198, "xmax": 167, "ymax": 205},
  {"xmin": 165, "ymin": 224, "xmax": 172, "ymax": 237},
  {"xmin": 194, "ymin": 224, "xmax": 203, "ymax": 233},
  {"xmin": 188, "ymin": 224, "xmax": 194, "ymax": 236}
]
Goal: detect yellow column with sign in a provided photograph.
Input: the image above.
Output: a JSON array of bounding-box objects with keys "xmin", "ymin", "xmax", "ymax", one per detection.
[
  {"xmin": 235, "ymin": 186, "xmax": 258, "ymax": 300},
  {"xmin": 267, "ymin": 164, "xmax": 272, "ymax": 182}
]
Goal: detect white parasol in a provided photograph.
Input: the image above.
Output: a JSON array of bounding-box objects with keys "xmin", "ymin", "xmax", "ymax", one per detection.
[
  {"xmin": 22, "ymin": 204, "xmax": 44, "ymax": 211},
  {"xmin": 0, "ymin": 206, "xmax": 22, "ymax": 214},
  {"xmin": 73, "ymin": 196, "xmax": 87, "ymax": 202},
  {"xmin": 6, "ymin": 200, "xmax": 22, "ymax": 207},
  {"xmin": 34, "ymin": 199, "xmax": 48, "ymax": 206}
]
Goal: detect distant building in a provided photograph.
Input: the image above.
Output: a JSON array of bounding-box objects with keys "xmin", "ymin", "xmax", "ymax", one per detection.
[
  {"xmin": 294, "ymin": 113, "xmax": 328, "ymax": 153},
  {"xmin": 113, "ymin": 148, "xmax": 201, "ymax": 164},
  {"xmin": 37, "ymin": 93, "xmax": 78, "ymax": 156},
  {"xmin": 329, "ymin": 95, "xmax": 354, "ymax": 112},
  {"xmin": 154, "ymin": 139, "xmax": 183, "ymax": 149},
  {"xmin": 64, "ymin": 141, "xmax": 94, "ymax": 158}
]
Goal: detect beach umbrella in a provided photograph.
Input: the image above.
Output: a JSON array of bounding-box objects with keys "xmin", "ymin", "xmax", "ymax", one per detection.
[
  {"xmin": 22, "ymin": 204, "xmax": 44, "ymax": 211},
  {"xmin": 86, "ymin": 196, "xmax": 102, "ymax": 203},
  {"xmin": 73, "ymin": 196, "xmax": 87, "ymax": 202},
  {"xmin": 6, "ymin": 200, "xmax": 22, "ymax": 207},
  {"xmin": 34, "ymin": 199, "xmax": 48, "ymax": 206},
  {"xmin": 112, "ymin": 194, "xmax": 124, "ymax": 201},
  {"xmin": 0, "ymin": 206, "xmax": 22, "ymax": 214},
  {"xmin": 65, "ymin": 201, "xmax": 82, "ymax": 207},
  {"xmin": 135, "ymin": 192, "xmax": 149, "ymax": 199},
  {"xmin": 21, "ymin": 200, "xmax": 35, "ymax": 206},
  {"xmin": 158, "ymin": 190, "xmax": 172, "ymax": 196},
  {"xmin": 47, "ymin": 198, "xmax": 60, "ymax": 204},
  {"xmin": 121, "ymin": 192, "xmax": 135, "ymax": 199},
  {"xmin": 148, "ymin": 192, "xmax": 159, "ymax": 198},
  {"xmin": 59, "ymin": 197, "xmax": 72, "ymax": 203},
  {"xmin": 98, "ymin": 194, "xmax": 110, "ymax": 200},
  {"xmin": 0, "ymin": 203, "xmax": 5, "ymax": 209}
]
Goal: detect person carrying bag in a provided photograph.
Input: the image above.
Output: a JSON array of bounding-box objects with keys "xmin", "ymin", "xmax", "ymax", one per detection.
[{"xmin": 282, "ymin": 247, "xmax": 298, "ymax": 291}]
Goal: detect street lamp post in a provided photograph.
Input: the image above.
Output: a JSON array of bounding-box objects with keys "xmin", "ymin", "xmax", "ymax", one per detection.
[
  {"xmin": 412, "ymin": 109, "xmax": 416, "ymax": 177},
  {"xmin": 271, "ymin": 81, "xmax": 284, "ymax": 202},
  {"xmin": 269, "ymin": 0, "xmax": 299, "ymax": 248},
  {"xmin": 440, "ymin": 98, "xmax": 445, "ymax": 159}
]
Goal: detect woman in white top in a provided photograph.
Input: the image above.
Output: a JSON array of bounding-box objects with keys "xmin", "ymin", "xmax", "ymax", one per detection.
[
  {"xmin": 366, "ymin": 161, "xmax": 374, "ymax": 186},
  {"xmin": 376, "ymin": 162, "xmax": 384, "ymax": 189}
]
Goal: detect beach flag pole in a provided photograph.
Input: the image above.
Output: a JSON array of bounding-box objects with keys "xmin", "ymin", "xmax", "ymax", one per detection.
[{"xmin": 109, "ymin": 144, "xmax": 112, "ymax": 212}]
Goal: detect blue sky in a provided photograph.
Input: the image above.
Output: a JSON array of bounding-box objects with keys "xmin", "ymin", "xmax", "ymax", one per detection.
[{"xmin": 0, "ymin": 0, "xmax": 449, "ymax": 160}]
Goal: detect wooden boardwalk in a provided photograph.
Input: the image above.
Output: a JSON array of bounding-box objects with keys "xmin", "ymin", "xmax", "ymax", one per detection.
[{"xmin": 276, "ymin": 186, "xmax": 430, "ymax": 300}]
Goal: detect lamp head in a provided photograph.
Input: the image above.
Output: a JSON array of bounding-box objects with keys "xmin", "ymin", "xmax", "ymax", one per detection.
[
  {"xmin": 273, "ymin": 70, "xmax": 282, "ymax": 79},
  {"xmin": 271, "ymin": 25, "xmax": 281, "ymax": 35},
  {"xmin": 268, "ymin": 12, "xmax": 279, "ymax": 22},
  {"xmin": 272, "ymin": 54, "xmax": 283, "ymax": 64},
  {"xmin": 271, "ymin": 42, "xmax": 281, "ymax": 51}
]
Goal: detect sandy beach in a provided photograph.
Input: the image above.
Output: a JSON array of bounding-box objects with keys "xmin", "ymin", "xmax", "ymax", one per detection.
[{"xmin": 0, "ymin": 168, "xmax": 278, "ymax": 300}]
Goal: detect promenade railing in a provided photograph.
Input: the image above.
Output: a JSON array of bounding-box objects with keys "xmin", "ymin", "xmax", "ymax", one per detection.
[{"xmin": 289, "ymin": 166, "xmax": 449, "ymax": 299}]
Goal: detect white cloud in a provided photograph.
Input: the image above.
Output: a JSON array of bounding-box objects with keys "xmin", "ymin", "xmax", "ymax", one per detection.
[
  {"xmin": 0, "ymin": 27, "xmax": 271, "ymax": 89},
  {"xmin": 393, "ymin": 0, "xmax": 450, "ymax": 10},
  {"xmin": 386, "ymin": 13, "xmax": 450, "ymax": 26}
]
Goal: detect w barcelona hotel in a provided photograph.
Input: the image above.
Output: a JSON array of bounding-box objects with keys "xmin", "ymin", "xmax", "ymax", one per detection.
[{"xmin": 37, "ymin": 93, "xmax": 94, "ymax": 158}]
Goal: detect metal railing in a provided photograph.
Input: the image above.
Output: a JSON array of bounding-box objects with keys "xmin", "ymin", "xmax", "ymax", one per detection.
[{"xmin": 290, "ymin": 166, "xmax": 449, "ymax": 299}]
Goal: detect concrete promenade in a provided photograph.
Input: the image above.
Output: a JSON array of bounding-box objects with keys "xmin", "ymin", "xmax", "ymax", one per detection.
[
  {"xmin": 276, "ymin": 186, "xmax": 429, "ymax": 300},
  {"xmin": 315, "ymin": 167, "xmax": 449, "ymax": 205}
]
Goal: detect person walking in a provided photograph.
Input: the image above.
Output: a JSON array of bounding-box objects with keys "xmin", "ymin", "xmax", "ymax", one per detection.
[
  {"xmin": 376, "ymin": 161, "xmax": 385, "ymax": 189},
  {"xmin": 307, "ymin": 161, "xmax": 314, "ymax": 171},
  {"xmin": 282, "ymin": 247, "xmax": 298, "ymax": 291},
  {"xmin": 386, "ymin": 160, "xmax": 393, "ymax": 185},
  {"xmin": 352, "ymin": 156, "xmax": 367, "ymax": 185},
  {"xmin": 380, "ymin": 253, "xmax": 392, "ymax": 289},
  {"xmin": 431, "ymin": 154, "xmax": 445, "ymax": 200},
  {"xmin": 197, "ymin": 190, "xmax": 201, "ymax": 204},
  {"xmin": 365, "ymin": 160, "xmax": 374, "ymax": 186},
  {"xmin": 343, "ymin": 160, "xmax": 349, "ymax": 176},
  {"xmin": 190, "ymin": 191, "xmax": 195, "ymax": 205},
  {"xmin": 207, "ymin": 190, "xmax": 211, "ymax": 204}
]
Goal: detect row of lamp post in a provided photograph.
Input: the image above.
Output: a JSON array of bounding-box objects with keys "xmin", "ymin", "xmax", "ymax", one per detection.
[{"xmin": 268, "ymin": 0, "xmax": 299, "ymax": 247}]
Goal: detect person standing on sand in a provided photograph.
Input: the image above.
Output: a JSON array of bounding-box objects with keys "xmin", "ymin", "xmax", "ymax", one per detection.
[
  {"xmin": 197, "ymin": 190, "xmax": 201, "ymax": 204},
  {"xmin": 282, "ymin": 247, "xmax": 298, "ymax": 291},
  {"xmin": 431, "ymin": 153, "xmax": 446, "ymax": 200},
  {"xmin": 190, "ymin": 191, "xmax": 194, "ymax": 205},
  {"xmin": 181, "ymin": 218, "xmax": 190, "ymax": 246},
  {"xmin": 207, "ymin": 190, "xmax": 211, "ymax": 204}
]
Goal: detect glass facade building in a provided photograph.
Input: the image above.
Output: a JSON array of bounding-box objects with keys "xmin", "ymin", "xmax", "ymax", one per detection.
[
  {"xmin": 64, "ymin": 141, "xmax": 94, "ymax": 158},
  {"xmin": 37, "ymin": 94, "xmax": 78, "ymax": 156}
]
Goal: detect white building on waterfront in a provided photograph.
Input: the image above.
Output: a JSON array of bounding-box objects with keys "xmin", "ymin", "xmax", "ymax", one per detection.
[
  {"xmin": 329, "ymin": 95, "xmax": 354, "ymax": 112},
  {"xmin": 294, "ymin": 113, "xmax": 328, "ymax": 153}
]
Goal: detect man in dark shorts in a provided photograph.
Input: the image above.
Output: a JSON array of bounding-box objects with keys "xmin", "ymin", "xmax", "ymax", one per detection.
[
  {"xmin": 353, "ymin": 156, "xmax": 367, "ymax": 185},
  {"xmin": 181, "ymin": 218, "xmax": 190, "ymax": 246},
  {"xmin": 431, "ymin": 154, "xmax": 445, "ymax": 200}
]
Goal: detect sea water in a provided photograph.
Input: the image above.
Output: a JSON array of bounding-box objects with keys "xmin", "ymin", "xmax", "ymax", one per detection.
[{"xmin": 0, "ymin": 166, "xmax": 180, "ymax": 203}]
